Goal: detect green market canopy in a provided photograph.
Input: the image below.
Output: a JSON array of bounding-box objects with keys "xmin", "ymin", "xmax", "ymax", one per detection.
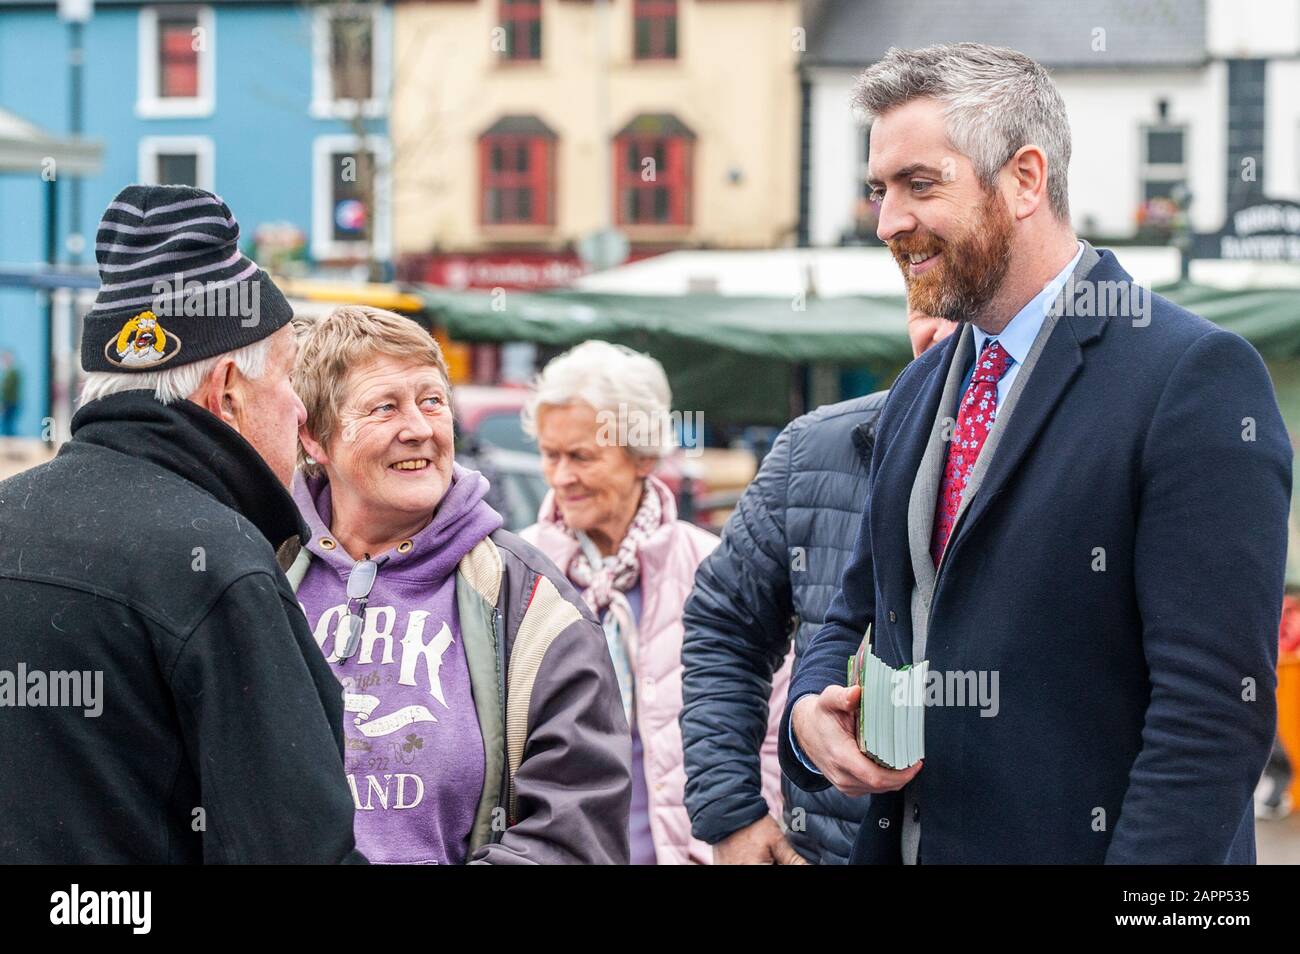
[
  {"xmin": 417, "ymin": 282, "xmax": 1300, "ymax": 363},
  {"xmin": 417, "ymin": 280, "xmax": 1300, "ymax": 585},
  {"xmin": 417, "ymin": 281, "xmax": 1300, "ymax": 421}
]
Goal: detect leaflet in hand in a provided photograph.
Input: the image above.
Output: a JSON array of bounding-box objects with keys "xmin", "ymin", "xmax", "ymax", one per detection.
[{"xmin": 846, "ymin": 625, "xmax": 927, "ymax": 770}]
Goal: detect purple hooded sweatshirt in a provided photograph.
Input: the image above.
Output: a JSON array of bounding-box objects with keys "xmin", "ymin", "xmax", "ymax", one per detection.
[{"xmin": 292, "ymin": 463, "xmax": 503, "ymax": 864}]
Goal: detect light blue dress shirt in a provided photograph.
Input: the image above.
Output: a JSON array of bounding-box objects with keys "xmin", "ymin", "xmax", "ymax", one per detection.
[
  {"xmin": 962, "ymin": 241, "xmax": 1084, "ymax": 399},
  {"xmin": 789, "ymin": 241, "xmax": 1085, "ymax": 775}
]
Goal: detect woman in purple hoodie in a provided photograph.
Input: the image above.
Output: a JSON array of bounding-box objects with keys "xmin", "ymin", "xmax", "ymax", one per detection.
[{"xmin": 281, "ymin": 305, "xmax": 630, "ymax": 864}]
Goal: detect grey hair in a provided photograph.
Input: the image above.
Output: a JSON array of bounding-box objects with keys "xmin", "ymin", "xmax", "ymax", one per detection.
[
  {"xmin": 79, "ymin": 334, "xmax": 272, "ymax": 407},
  {"xmin": 522, "ymin": 340, "xmax": 675, "ymax": 459},
  {"xmin": 855, "ymin": 42, "xmax": 1071, "ymax": 221}
]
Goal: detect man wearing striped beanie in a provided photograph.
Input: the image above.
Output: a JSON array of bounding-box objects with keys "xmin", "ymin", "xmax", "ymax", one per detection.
[{"xmin": 0, "ymin": 185, "xmax": 364, "ymax": 863}]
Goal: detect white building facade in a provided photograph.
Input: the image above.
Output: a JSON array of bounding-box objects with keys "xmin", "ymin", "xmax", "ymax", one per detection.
[{"xmin": 802, "ymin": 0, "xmax": 1300, "ymax": 247}]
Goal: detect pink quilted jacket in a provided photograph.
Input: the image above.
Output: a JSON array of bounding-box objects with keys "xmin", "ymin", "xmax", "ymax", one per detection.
[{"xmin": 522, "ymin": 477, "xmax": 791, "ymax": 864}]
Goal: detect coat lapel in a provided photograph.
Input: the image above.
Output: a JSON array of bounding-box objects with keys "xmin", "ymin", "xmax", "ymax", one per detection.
[
  {"xmin": 908, "ymin": 325, "xmax": 975, "ymax": 601},
  {"xmin": 944, "ymin": 246, "xmax": 1117, "ymax": 560},
  {"xmin": 946, "ymin": 317, "xmax": 1082, "ymax": 558},
  {"xmin": 871, "ymin": 331, "xmax": 963, "ymax": 662}
]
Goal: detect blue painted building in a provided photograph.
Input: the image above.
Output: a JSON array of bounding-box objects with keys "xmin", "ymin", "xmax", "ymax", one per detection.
[{"xmin": 0, "ymin": 0, "xmax": 391, "ymax": 436}]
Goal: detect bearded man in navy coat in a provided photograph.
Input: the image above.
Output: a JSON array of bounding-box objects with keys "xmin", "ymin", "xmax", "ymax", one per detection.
[{"xmin": 781, "ymin": 42, "xmax": 1292, "ymax": 864}]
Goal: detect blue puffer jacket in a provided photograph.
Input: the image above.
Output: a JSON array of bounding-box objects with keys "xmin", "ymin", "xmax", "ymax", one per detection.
[{"xmin": 680, "ymin": 390, "xmax": 887, "ymax": 864}]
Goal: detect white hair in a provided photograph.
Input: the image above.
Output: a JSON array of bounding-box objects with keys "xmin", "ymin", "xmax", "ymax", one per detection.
[
  {"xmin": 854, "ymin": 42, "xmax": 1072, "ymax": 221},
  {"xmin": 522, "ymin": 340, "xmax": 675, "ymax": 459},
  {"xmin": 79, "ymin": 335, "xmax": 272, "ymax": 407}
]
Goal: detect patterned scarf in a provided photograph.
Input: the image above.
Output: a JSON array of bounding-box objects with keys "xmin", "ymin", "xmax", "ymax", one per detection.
[
  {"xmin": 563, "ymin": 478, "xmax": 664, "ymax": 616},
  {"xmin": 549, "ymin": 476, "xmax": 670, "ymax": 723}
]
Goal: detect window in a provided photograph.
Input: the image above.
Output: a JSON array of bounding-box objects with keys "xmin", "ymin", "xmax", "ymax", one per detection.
[
  {"xmin": 138, "ymin": 136, "xmax": 214, "ymax": 191},
  {"xmin": 1140, "ymin": 124, "xmax": 1187, "ymax": 202},
  {"xmin": 852, "ymin": 123, "xmax": 880, "ymax": 239},
  {"xmin": 1146, "ymin": 129, "xmax": 1184, "ymax": 166},
  {"xmin": 331, "ymin": 11, "xmax": 372, "ymax": 100},
  {"xmin": 312, "ymin": 135, "xmax": 392, "ymax": 262},
  {"xmin": 158, "ymin": 153, "xmax": 198, "ymax": 184},
  {"xmin": 312, "ymin": 4, "xmax": 389, "ymax": 118},
  {"xmin": 614, "ymin": 114, "xmax": 694, "ymax": 227},
  {"xmin": 633, "ymin": 0, "xmax": 677, "ymax": 60},
  {"xmin": 479, "ymin": 117, "xmax": 556, "ymax": 227},
  {"xmin": 137, "ymin": 6, "xmax": 215, "ymax": 118},
  {"xmin": 159, "ymin": 14, "xmax": 199, "ymax": 97},
  {"xmin": 499, "ymin": 0, "xmax": 541, "ymax": 62}
]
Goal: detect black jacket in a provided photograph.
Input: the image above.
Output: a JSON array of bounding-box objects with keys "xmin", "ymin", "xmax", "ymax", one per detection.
[
  {"xmin": 0, "ymin": 391, "xmax": 363, "ymax": 863},
  {"xmin": 680, "ymin": 391, "xmax": 887, "ymax": 863}
]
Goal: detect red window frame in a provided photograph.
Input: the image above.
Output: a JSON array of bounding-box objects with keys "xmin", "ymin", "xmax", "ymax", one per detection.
[
  {"xmin": 479, "ymin": 134, "xmax": 554, "ymax": 226},
  {"xmin": 159, "ymin": 15, "xmax": 199, "ymax": 98},
  {"xmin": 500, "ymin": 0, "xmax": 542, "ymax": 61},
  {"xmin": 633, "ymin": 0, "xmax": 678, "ymax": 60},
  {"xmin": 614, "ymin": 134, "xmax": 691, "ymax": 226}
]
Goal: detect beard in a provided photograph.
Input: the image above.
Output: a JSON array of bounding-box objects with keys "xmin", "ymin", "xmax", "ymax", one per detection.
[{"xmin": 889, "ymin": 186, "xmax": 1014, "ymax": 325}]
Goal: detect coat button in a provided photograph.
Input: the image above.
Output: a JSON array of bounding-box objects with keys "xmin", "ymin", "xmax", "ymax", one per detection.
[
  {"xmin": 912, "ymin": 803, "xmax": 920, "ymax": 822},
  {"xmin": 889, "ymin": 611, "xmax": 897, "ymax": 623}
]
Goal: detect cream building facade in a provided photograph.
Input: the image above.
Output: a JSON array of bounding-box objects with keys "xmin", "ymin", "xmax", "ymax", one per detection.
[{"xmin": 390, "ymin": 0, "xmax": 801, "ymax": 260}]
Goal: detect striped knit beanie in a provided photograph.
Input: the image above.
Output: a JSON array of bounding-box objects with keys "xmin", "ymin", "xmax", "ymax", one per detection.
[{"xmin": 83, "ymin": 184, "xmax": 293, "ymax": 373}]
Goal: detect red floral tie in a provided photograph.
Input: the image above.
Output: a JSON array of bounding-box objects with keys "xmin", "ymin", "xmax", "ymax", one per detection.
[{"xmin": 931, "ymin": 340, "xmax": 1013, "ymax": 567}]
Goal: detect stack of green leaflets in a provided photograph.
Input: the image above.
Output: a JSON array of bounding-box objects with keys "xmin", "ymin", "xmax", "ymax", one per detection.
[{"xmin": 846, "ymin": 625, "xmax": 927, "ymax": 770}]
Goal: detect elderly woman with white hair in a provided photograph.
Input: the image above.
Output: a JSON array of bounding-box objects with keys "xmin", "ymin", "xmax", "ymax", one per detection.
[{"xmin": 521, "ymin": 340, "xmax": 789, "ymax": 865}]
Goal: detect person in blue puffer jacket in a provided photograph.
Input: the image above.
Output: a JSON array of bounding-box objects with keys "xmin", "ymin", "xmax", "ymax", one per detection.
[{"xmin": 680, "ymin": 313, "xmax": 955, "ymax": 864}]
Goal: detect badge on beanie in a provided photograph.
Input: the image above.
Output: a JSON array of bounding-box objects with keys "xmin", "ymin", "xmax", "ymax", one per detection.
[{"xmin": 104, "ymin": 311, "xmax": 182, "ymax": 368}]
